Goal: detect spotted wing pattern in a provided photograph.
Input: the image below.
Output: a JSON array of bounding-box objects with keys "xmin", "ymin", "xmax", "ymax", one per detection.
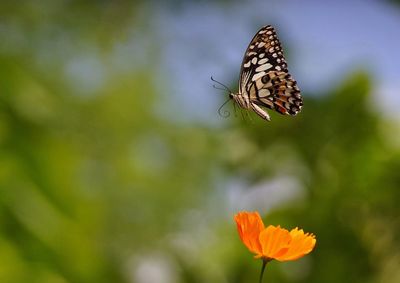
[{"xmin": 239, "ymin": 25, "xmax": 302, "ymax": 116}]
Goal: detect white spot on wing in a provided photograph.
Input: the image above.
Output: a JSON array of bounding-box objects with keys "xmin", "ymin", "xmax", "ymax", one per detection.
[
  {"xmin": 243, "ymin": 61, "xmax": 251, "ymax": 68},
  {"xmin": 259, "ymin": 88, "xmax": 271, "ymax": 97},
  {"xmin": 258, "ymin": 58, "xmax": 269, "ymax": 64},
  {"xmin": 255, "ymin": 63, "xmax": 273, "ymax": 72},
  {"xmin": 252, "ymin": 71, "xmax": 266, "ymax": 82},
  {"xmin": 251, "ymin": 57, "xmax": 258, "ymax": 64},
  {"xmin": 257, "ymin": 42, "xmax": 266, "ymax": 48}
]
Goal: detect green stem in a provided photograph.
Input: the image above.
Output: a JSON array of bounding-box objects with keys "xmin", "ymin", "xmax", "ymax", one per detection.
[{"xmin": 259, "ymin": 259, "xmax": 268, "ymax": 283}]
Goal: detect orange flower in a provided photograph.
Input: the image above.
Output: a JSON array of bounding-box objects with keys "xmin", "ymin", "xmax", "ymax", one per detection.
[{"xmin": 234, "ymin": 211, "xmax": 316, "ymax": 262}]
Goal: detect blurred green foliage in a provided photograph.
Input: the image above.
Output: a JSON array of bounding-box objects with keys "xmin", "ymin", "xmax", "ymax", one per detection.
[{"xmin": 1, "ymin": 2, "xmax": 400, "ymax": 283}]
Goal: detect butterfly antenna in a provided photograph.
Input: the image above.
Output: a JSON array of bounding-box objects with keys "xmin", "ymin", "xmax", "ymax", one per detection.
[
  {"xmin": 239, "ymin": 108, "xmax": 246, "ymax": 122},
  {"xmin": 218, "ymin": 97, "xmax": 232, "ymax": 118},
  {"xmin": 211, "ymin": 76, "xmax": 233, "ymax": 94},
  {"xmin": 213, "ymin": 84, "xmax": 228, "ymax": 92}
]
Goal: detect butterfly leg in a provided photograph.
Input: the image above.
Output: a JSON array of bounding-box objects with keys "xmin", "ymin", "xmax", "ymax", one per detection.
[
  {"xmin": 250, "ymin": 103, "xmax": 271, "ymax": 121},
  {"xmin": 245, "ymin": 110, "xmax": 254, "ymax": 123},
  {"xmin": 239, "ymin": 108, "xmax": 247, "ymax": 122},
  {"xmin": 233, "ymin": 101, "xmax": 238, "ymax": 117}
]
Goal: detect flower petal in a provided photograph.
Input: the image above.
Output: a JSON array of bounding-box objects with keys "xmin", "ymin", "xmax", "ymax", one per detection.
[
  {"xmin": 259, "ymin": 225, "xmax": 291, "ymax": 259},
  {"xmin": 234, "ymin": 211, "xmax": 265, "ymax": 256},
  {"xmin": 275, "ymin": 227, "xmax": 316, "ymax": 261}
]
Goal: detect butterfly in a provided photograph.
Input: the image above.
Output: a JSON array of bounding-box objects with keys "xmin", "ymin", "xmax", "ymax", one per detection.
[{"xmin": 213, "ymin": 25, "xmax": 303, "ymax": 121}]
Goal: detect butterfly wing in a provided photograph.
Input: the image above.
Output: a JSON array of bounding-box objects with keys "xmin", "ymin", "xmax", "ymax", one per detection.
[
  {"xmin": 239, "ymin": 25, "xmax": 303, "ymax": 116},
  {"xmin": 251, "ymin": 71, "xmax": 302, "ymax": 115}
]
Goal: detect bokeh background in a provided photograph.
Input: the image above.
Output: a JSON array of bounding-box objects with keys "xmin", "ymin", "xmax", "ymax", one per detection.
[{"xmin": 1, "ymin": 0, "xmax": 400, "ymax": 282}]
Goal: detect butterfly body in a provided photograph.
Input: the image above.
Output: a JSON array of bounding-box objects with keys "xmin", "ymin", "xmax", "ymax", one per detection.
[
  {"xmin": 230, "ymin": 25, "xmax": 303, "ymax": 121},
  {"xmin": 230, "ymin": 92, "xmax": 271, "ymax": 121}
]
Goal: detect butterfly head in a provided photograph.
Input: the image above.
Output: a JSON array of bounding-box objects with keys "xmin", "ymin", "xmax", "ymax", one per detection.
[{"xmin": 230, "ymin": 93, "xmax": 249, "ymax": 109}]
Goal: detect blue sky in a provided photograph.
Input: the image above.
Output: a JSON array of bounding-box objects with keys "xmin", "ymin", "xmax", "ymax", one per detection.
[
  {"xmin": 3, "ymin": 0, "xmax": 397, "ymax": 123},
  {"xmin": 154, "ymin": 0, "xmax": 400, "ymax": 122}
]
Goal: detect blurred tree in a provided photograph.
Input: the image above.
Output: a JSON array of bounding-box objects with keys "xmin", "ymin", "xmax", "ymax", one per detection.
[{"xmin": 218, "ymin": 72, "xmax": 400, "ymax": 283}]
